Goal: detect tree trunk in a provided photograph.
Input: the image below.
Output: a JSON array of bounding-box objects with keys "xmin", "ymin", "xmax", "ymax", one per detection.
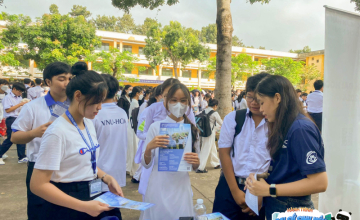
[
  {"xmin": 215, "ymin": 0, "xmax": 233, "ymax": 118},
  {"xmin": 113, "ymin": 67, "xmax": 117, "ymax": 78},
  {"xmin": 173, "ymin": 61, "xmax": 179, "ymax": 79}
]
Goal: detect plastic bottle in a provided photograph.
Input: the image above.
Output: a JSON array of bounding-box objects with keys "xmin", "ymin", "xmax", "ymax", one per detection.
[{"xmin": 194, "ymin": 199, "xmax": 207, "ymax": 220}]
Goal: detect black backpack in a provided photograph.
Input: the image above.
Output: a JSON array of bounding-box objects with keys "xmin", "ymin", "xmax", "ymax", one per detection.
[
  {"xmin": 231, "ymin": 109, "xmax": 247, "ymax": 157},
  {"xmin": 130, "ymin": 107, "xmax": 140, "ymax": 133},
  {"xmin": 195, "ymin": 110, "xmax": 216, "ymax": 137}
]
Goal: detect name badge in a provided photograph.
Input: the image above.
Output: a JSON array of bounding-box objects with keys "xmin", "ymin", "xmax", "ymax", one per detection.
[{"xmin": 89, "ymin": 179, "xmax": 102, "ymax": 198}]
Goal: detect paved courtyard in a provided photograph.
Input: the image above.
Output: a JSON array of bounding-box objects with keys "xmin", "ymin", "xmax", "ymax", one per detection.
[{"xmin": 0, "ymin": 145, "xmax": 318, "ymax": 220}]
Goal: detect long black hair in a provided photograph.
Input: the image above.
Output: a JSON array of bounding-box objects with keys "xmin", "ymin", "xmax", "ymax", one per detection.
[
  {"xmin": 67, "ymin": 62, "xmax": 107, "ymax": 108},
  {"xmin": 255, "ymin": 75, "xmax": 310, "ymax": 160},
  {"xmin": 237, "ymin": 91, "xmax": 246, "ymax": 103},
  {"xmin": 129, "ymin": 86, "xmax": 142, "ymax": 99},
  {"xmin": 121, "ymin": 85, "xmax": 132, "ymax": 97},
  {"xmin": 148, "ymin": 85, "xmax": 162, "ymax": 107},
  {"xmin": 165, "ymin": 83, "xmax": 198, "ymax": 151}
]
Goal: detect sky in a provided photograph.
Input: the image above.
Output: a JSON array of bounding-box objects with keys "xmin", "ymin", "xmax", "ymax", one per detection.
[{"xmin": 0, "ymin": 0, "xmax": 357, "ymax": 52}]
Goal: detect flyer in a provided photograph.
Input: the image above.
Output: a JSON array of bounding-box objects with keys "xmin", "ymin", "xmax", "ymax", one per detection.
[
  {"xmin": 158, "ymin": 123, "xmax": 192, "ymax": 172},
  {"xmin": 94, "ymin": 192, "xmax": 154, "ymax": 211},
  {"xmin": 199, "ymin": 212, "xmax": 230, "ymax": 220}
]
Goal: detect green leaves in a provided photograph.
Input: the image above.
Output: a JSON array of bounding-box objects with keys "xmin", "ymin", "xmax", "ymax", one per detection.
[
  {"xmin": 351, "ymin": 0, "xmax": 360, "ymax": 11},
  {"xmin": 111, "ymin": 0, "xmax": 180, "ymax": 13},
  {"xmin": 261, "ymin": 58, "xmax": 304, "ymax": 85},
  {"xmin": 289, "ymin": 46, "xmax": 311, "ymax": 54}
]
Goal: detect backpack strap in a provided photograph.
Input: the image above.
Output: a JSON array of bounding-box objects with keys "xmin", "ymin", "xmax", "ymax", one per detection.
[
  {"xmin": 207, "ymin": 110, "xmax": 216, "ymax": 130},
  {"xmin": 232, "ymin": 109, "xmax": 247, "ymax": 157}
]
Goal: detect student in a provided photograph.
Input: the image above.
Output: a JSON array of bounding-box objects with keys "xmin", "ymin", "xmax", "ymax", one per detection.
[
  {"xmin": 117, "ymin": 85, "xmax": 132, "ymax": 118},
  {"xmin": 197, "ymin": 98, "xmax": 222, "ymax": 173},
  {"xmin": 201, "ymin": 93, "xmax": 211, "ymax": 110},
  {"xmin": 23, "ymin": 78, "xmax": 32, "ymax": 99},
  {"xmin": 141, "ymin": 83, "xmax": 200, "ymax": 220},
  {"xmin": 301, "ymin": 93, "xmax": 308, "ymax": 112},
  {"xmin": 231, "ymin": 94, "xmax": 236, "ymax": 110},
  {"xmin": 11, "ymin": 62, "xmax": 72, "ymax": 219},
  {"xmin": 0, "ymin": 82, "xmax": 28, "ymax": 165},
  {"xmin": 138, "ymin": 86, "xmax": 160, "ymax": 119},
  {"xmin": 27, "ymin": 78, "xmax": 43, "ymax": 100},
  {"xmin": 138, "ymin": 88, "xmax": 151, "ymax": 107},
  {"xmin": 245, "ymin": 75, "xmax": 328, "ymax": 219},
  {"xmin": 0, "ymin": 79, "xmax": 9, "ymax": 138},
  {"xmin": 30, "ymin": 68, "xmax": 123, "ymax": 220},
  {"xmin": 296, "ymin": 89, "xmax": 302, "ymax": 102},
  {"xmin": 191, "ymin": 89, "xmax": 202, "ymax": 115},
  {"xmin": 134, "ymin": 85, "xmax": 162, "ymax": 195},
  {"xmin": 235, "ymin": 91, "xmax": 247, "ymax": 110},
  {"xmin": 92, "ymin": 74, "xmax": 127, "ymax": 219},
  {"xmin": 127, "ymin": 86, "xmax": 142, "ymax": 183},
  {"xmin": 213, "ymin": 73, "xmax": 271, "ymax": 220},
  {"xmin": 306, "ymin": 80, "xmax": 323, "ymax": 132}
]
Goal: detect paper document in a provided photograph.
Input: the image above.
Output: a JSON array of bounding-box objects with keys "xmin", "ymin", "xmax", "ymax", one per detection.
[
  {"xmin": 94, "ymin": 192, "xmax": 154, "ymax": 211},
  {"xmin": 158, "ymin": 123, "xmax": 192, "ymax": 172},
  {"xmin": 245, "ymin": 173, "xmax": 259, "ymax": 215},
  {"xmin": 199, "ymin": 212, "xmax": 230, "ymax": 220}
]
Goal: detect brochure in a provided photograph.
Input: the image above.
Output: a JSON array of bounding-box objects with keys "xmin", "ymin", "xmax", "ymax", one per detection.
[
  {"xmin": 94, "ymin": 192, "xmax": 154, "ymax": 211},
  {"xmin": 199, "ymin": 212, "xmax": 230, "ymax": 220},
  {"xmin": 158, "ymin": 123, "xmax": 192, "ymax": 172}
]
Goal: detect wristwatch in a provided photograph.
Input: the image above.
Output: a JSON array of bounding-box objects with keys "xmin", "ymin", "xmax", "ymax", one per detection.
[{"xmin": 269, "ymin": 184, "xmax": 277, "ymax": 197}]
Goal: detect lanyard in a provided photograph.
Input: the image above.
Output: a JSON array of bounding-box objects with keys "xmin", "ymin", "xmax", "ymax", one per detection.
[
  {"xmin": 65, "ymin": 110, "xmax": 97, "ymax": 175},
  {"xmin": 49, "ymin": 102, "xmax": 69, "ymax": 118}
]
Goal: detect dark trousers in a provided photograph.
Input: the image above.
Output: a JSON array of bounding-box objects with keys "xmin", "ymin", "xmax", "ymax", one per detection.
[
  {"xmin": 213, "ymin": 173, "xmax": 265, "ymax": 220},
  {"xmin": 42, "ymin": 181, "xmax": 122, "ymax": 220},
  {"xmin": 0, "ymin": 117, "xmax": 26, "ymax": 160},
  {"xmin": 26, "ymin": 162, "xmax": 45, "ymax": 220},
  {"xmin": 309, "ymin": 112, "xmax": 322, "ymax": 132}
]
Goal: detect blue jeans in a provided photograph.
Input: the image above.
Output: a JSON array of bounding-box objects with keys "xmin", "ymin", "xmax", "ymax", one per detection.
[{"xmin": 264, "ymin": 195, "xmax": 314, "ymax": 220}]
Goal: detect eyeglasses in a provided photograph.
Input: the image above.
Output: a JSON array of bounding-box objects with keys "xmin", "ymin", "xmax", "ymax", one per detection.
[{"xmin": 245, "ymin": 96, "xmax": 256, "ymax": 103}]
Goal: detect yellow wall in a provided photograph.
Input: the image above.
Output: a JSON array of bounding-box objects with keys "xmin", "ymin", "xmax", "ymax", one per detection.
[{"xmin": 306, "ymin": 54, "xmax": 324, "ymax": 77}]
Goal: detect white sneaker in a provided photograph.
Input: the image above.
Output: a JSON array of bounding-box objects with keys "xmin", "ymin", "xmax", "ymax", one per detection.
[
  {"xmin": 0, "ymin": 158, "xmax": 4, "ymax": 165},
  {"xmin": 2, "ymin": 154, "xmax": 8, "ymax": 160},
  {"xmin": 18, "ymin": 157, "xmax": 28, "ymax": 163}
]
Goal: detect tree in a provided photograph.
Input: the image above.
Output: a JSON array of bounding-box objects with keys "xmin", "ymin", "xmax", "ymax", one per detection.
[
  {"xmin": 144, "ymin": 21, "xmax": 209, "ymax": 78},
  {"xmin": 112, "ymin": 0, "xmax": 180, "ymax": 13},
  {"xmin": 351, "ymin": 0, "xmax": 360, "ymax": 11},
  {"xmin": 1, "ymin": 8, "xmax": 101, "ymax": 70},
  {"xmin": 200, "ymin": 23, "xmax": 217, "ymax": 44},
  {"xmin": 289, "ymin": 46, "xmax": 311, "ymax": 54},
  {"xmin": 85, "ymin": 48, "xmax": 143, "ymax": 78},
  {"xmin": 0, "ymin": 39, "xmax": 20, "ymax": 74},
  {"xmin": 1, "ymin": 13, "xmax": 31, "ymax": 47},
  {"xmin": 258, "ymin": 46, "xmax": 266, "ymax": 49},
  {"xmin": 297, "ymin": 65, "xmax": 321, "ymax": 91},
  {"xmin": 91, "ymin": 14, "xmax": 136, "ymax": 33},
  {"xmin": 232, "ymin": 35, "xmax": 245, "ymax": 47},
  {"xmin": 49, "ymin": 4, "xmax": 59, "ymax": 14},
  {"xmin": 261, "ymin": 57, "xmax": 304, "ymax": 85},
  {"xmin": 69, "ymin": 5, "xmax": 92, "ymax": 19},
  {"xmin": 133, "ymin": 17, "xmax": 160, "ymax": 35}
]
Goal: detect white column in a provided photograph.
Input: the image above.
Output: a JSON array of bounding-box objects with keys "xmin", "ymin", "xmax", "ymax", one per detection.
[
  {"xmin": 113, "ymin": 40, "xmax": 117, "ymax": 49},
  {"xmin": 158, "ymin": 65, "xmax": 162, "ymax": 80},
  {"xmin": 152, "ymin": 68, "xmax": 156, "ymax": 76},
  {"xmin": 87, "ymin": 62, "xmax": 92, "ymax": 70},
  {"xmin": 179, "ymin": 63, "xmax": 182, "ymax": 77},
  {"xmin": 251, "ymin": 55, "xmax": 255, "ymax": 61},
  {"xmin": 319, "ymin": 6, "xmax": 360, "ymax": 217},
  {"xmin": 197, "ymin": 68, "xmax": 202, "ymax": 87},
  {"xmin": 29, "ymin": 60, "xmax": 35, "ymax": 79},
  {"xmin": 119, "ymin": 40, "xmax": 123, "ymax": 52}
]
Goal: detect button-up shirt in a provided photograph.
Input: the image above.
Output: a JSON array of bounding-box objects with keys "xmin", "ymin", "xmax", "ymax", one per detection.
[
  {"xmin": 306, "ymin": 90, "xmax": 323, "ymax": 113},
  {"xmin": 3, "ymin": 91, "xmax": 23, "ymax": 118},
  {"xmin": 218, "ymin": 109, "xmax": 270, "ymax": 178},
  {"xmin": 27, "ymin": 85, "xmax": 44, "ymax": 100}
]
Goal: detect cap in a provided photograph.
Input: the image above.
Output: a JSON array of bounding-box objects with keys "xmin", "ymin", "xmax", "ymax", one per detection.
[{"xmin": 197, "ymin": 199, "xmax": 203, "ymax": 204}]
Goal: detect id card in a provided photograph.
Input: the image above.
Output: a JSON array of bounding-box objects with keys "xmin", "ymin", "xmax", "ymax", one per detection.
[{"xmin": 89, "ymin": 179, "xmax": 102, "ymax": 197}]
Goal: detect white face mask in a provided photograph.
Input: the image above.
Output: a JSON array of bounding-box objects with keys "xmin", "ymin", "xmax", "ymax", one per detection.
[
  {"xmin": 169, "ymin": 102, "xmax": 188, "ymax": 118},
  {"xmin": 1, "ymin": 85, "xmax": 9, "ymax": 92},
  {"xmin": 128, "ymin": 90, "xmax": 132, "ymax": 95},
  {"xmin": 139, "ymin": 94, "xmax": 144, "ymax": 100}
]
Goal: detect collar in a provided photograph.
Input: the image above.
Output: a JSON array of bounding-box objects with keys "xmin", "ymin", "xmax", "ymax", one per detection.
[
  {"xmin": 10, "ymin": 91, "xmax": 21, "ymax": 98},
  {"xmin": 45, "ymin": 91, "xmax": 69, "ymax": 107},
  {"xmin": 165, "ymin": 116, "xmax": 185, "ymax": 123},
  {"xmin": 313, "ymin": 90, "xmax": 323, "ymax": 94},
  {"xmin": 25, "ymin": 85, "xmax": 30, "ymax": 88},
  {"xmin": 102, "ymin": 103, "xmax": 116, "ymax": 107},
  {"xmin": 246, "ymin": 108, "xmax": 253, "ymax": 118}
]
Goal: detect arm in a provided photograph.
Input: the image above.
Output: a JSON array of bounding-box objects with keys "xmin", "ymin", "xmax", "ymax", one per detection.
[
  {"xmin": 245, "ymin": 172, "xmax": 328, "ymax": 197},
  {"xmin": 11, "ymin": 122, "xmax": 52, "ymax": 144},
  {"xmin": 5, "ymin": 102, "xmax": 24, "ymax": 113},
  {"xmin": 97, "ymin": 167, "xmax": 124, "ymax": 197},
  {"xmin": 30, "ymin": 169, "xmax": 111, "ymax": 217}
]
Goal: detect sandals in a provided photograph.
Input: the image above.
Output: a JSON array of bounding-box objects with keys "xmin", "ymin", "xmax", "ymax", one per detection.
[
  {"xmin": 214, "ymin": 165, "xmax": 221, "ymax": 169},
  {"xmin": 196, "ymin": 169, "xmax": 208, "ymax": 173}
]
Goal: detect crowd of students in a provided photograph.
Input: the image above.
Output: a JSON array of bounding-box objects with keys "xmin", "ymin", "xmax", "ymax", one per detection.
[{"xmin": 0, "ymin": 60, "xmax": 327, "ymax": 220}]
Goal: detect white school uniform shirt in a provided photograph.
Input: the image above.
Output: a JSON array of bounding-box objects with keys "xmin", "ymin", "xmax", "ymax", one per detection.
[
  {"xmin": 140, "ymin": 116, "xmax": 199, "ymax": 220},
  {"xmin": 204, "ymin": 107, "xmax": 223, "ymax": 131},
  {"xmin": 138, "ymin": 101, "xmax": 148, "ymax": 121},
  {"xmin": 27, "ymin": 85, "xmax": 44, "ymax": 100},
  {"xmin": 35, "ymin": 116, "xmax": 99, "ymax": 183},
  {"xmin": 306, "ymin": 90, "xmax": 323, "ymax": 113},
  {"xmin": 200, "ymin": 100, "xmax": 208, "ymax": 110},
  {"xmin": 12, "ymin": 92, "xmax": 70, "ymax": 162},
  {"xmin": 3, "ymin": 91, "xmax": 23, "ymax": 118},
  {"xmin": 218, "ymin": 109, "xmax": 270, "ymax": 178},
  {"xmin": 0, "ymin": 93, "xmax": 6, "ymax": 120},
  {"xmin": 235, "ymin": 99, "xmax": 247, "ymax": 110},
  {"xmin": 93, "ymin": 103, "xmax": 128, "ymax": 189}
]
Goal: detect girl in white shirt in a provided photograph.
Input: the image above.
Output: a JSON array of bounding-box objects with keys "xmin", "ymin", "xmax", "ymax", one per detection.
[
  {"xmin": 235, "ymin": 91, "xmax": 247, "ymax": 110},
  {"xmin": 31, "ymin": 69, "xmax": 124, "ymax": 220},
  {"xmin": 127, "ymin": 86, "xmax": 142, "ymax": 182},
  {"xmin": 198, "ymin": 98, "xmax": 222, "ymax": 173},
  {"xmin": 141, "ymin": 83, "xmax": 200, "ymax": 220}
]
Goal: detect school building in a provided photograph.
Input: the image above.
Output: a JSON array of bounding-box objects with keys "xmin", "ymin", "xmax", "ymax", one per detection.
[{"xmin": 0, "ymin": 21, "xmax": 325, "ymax": 90}]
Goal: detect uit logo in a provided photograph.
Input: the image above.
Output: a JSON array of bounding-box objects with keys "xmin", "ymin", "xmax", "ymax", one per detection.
[{"xmin": 271, "ymin": 208, "xmax": 352, "ymax": 220}]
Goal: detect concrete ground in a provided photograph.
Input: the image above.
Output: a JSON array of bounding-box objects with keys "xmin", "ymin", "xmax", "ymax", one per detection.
[{"xmin": 0, "ymin": 146, "xmax": 318, "ymax": 220}]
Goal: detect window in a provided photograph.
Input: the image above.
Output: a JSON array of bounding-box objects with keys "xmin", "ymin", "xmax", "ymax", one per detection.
[
  {"xmin": 182, "ymin": 70, "xmax": 191, "ymax": 78},
  {"xmin": 162, "ymin": 68, "xmax": 173, "ymax": 76},
  {"xmin": 139, "ymin": 67, "xmax": 152, "ymax": 75},
  {"xmin": 139, "ymin": 47, "xmax": 144, "ymax": 55},
  {"xmin": 254, "ymin": 58, "xmax": 259, "ymax": 61},
  {"xmin": 201, "ymin": 71, "xmax": 210, "ymax": 79},
  {"xmin": 123, "ymin": 45, "xmax": 132, "ymax": 53},
  {"xmin": 317, "ymin": 59, "xmax": 319, "ymax": 63},
  {"xmin": 312, "ymin": 57, "xmax": 314, "ymax": 61},
  {"xmin": 97, "ymin": 43, "xmax": 109, "ymax": 51},
  {"xmin": 124, "ymin": 67, "xmax": 132, "ymax": 74}
]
